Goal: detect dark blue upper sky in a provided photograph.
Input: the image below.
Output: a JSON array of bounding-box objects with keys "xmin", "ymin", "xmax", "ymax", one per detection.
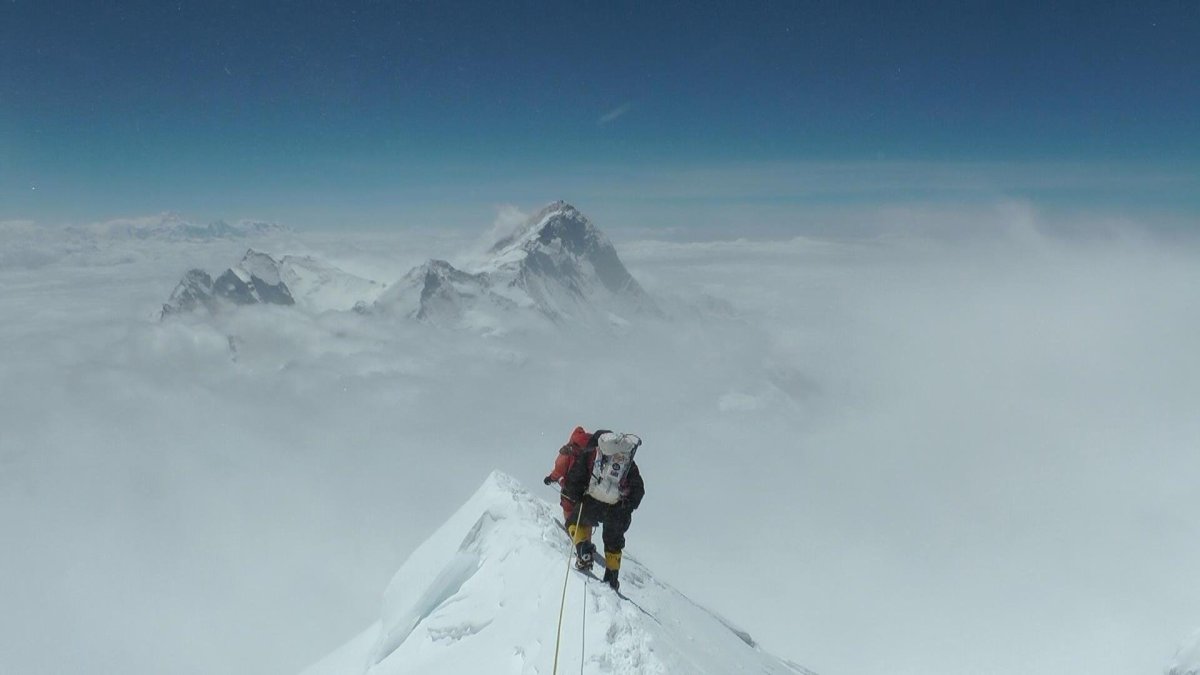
[{"xmin": 2, "ymin": 1, "xmax": 1197, "ymax": 227}]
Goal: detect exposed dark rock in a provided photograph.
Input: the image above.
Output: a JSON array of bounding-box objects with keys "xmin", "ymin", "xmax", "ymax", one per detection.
[
  {"xmin": 161, "ymin": 269, "xmax": 217, "ymax": 317},
  {"xmin": 161, "ymin": 250, "xmax": 294, "ymax": 318}
]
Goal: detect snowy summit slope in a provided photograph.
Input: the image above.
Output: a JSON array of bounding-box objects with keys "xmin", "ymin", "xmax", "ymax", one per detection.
[
  {"xmin": 1169, "ymin": 630, "xmax": 1200, "ymax": 675},
  {"xmin": 304, "ymin": 472, "xmax": 812, "ymax": 675}
]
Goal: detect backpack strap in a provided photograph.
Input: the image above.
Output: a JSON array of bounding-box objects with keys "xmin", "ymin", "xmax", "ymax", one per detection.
[{"xmin": 590, "ymin": 448, "xmax": 608, "ymax": 483}]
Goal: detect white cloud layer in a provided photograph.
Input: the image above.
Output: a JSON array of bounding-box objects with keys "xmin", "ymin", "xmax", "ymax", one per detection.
[{"xmin": 1, "ymin": 209, "xmax": 1198, "ymax": 675}]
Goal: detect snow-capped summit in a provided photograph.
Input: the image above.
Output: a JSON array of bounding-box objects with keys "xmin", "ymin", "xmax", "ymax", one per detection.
[
  {"xmin": 483, "ymin": 201, "xmax": 655, "ymax": 320},
  {"xmin": 304, "ymin": 471, "xmax": 813, "ymax": 675},
  {"xmin": 1169, "ymin": 629, "xmax": 1200, "ymax": 675},
  {"xmin": 488, "ymin": 201, "xmax": 602, "ymax": 258},
  {"xmin": 375, "ymin": 202, "xmax": 654, "ymax": 328}
]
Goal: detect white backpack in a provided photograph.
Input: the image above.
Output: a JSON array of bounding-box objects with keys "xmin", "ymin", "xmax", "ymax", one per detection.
[{"xmin": 585, "ymin": 432, "xmax": 642, "ymax": 505}]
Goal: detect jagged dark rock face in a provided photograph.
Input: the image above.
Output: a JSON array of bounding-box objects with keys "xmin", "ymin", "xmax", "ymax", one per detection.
[
  {"xmin": 161, "ymin": 269, "xmax": 217, "ymax": 316},
  {"xmin": 161, "ymin": 250, "xmax": 294, "ymax": 318},
  {"xmin": 415, "ymin": 260, "xmax": 484, "ymax": 317},
  {"xmin": 232, "ymin": 250, "xmax": 295, "ymax": 306},
  {"xmin": 254, "ymin": 278, "xmax": 294, "ymax": 305},
  {"xmin": 211, "ymin": 269, "xmax": 258, "ymax": 305}
]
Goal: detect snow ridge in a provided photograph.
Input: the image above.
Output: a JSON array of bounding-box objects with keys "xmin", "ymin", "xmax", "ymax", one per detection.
[
  {"xmin": 304, "ymin": 471, "xmax": 811, "ymax": 675},
  {"xmin": 1169, "ymin": 629, "xmax": 1200, "ymax": 675}
]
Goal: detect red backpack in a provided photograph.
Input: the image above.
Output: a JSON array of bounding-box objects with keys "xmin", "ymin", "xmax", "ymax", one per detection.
[{"xmin": 550, "ymin": 426, "xmax": 593, "ymax": 484}]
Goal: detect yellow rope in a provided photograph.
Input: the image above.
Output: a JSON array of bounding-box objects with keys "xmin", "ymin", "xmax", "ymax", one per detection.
[{"xmin": 552, "ymin": 499, "xmax": 586, "ymax": 675}]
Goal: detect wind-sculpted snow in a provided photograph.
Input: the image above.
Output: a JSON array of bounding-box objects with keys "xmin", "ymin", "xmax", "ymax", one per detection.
[
  {"xmin": 372, "ymin": 259, "xmax": 520, "ymax": 331},
  {"xmin": 1169, "ymin": 630, "xmax": 1200, "ymax": 675},
  {"xmin": 305, "ymin": 471, "xmax": 810, "ymax": 675},
  {"xmin": 279, "ymin": 255, "xmax": 386, "ymax": 313}
]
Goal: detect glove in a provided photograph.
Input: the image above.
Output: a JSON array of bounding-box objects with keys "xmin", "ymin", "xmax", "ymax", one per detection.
[{"xmin": 543, "ymin": 475, "xmax": 554, "ymax": 486}]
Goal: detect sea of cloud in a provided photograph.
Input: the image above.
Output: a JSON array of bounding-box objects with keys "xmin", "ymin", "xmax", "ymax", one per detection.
[{"xmin": 1, "ymin": 206, "xmax": 1198, "ymax": 675}]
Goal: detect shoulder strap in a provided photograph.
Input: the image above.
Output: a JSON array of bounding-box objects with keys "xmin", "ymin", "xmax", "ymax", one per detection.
[{"xmin": 591, "ymin": 449, "xmax": 608, "ymax": 480}]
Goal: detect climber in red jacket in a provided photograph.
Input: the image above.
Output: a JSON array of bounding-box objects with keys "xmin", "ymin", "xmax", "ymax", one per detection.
[{"xmin": 544, "ymin": 426, "xmax": 593, "ymax": 522}]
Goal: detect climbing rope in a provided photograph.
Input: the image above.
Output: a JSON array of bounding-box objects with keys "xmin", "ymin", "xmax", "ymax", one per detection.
[
  {"xmin": 552, "ymin": 499, "xmax": 587, "ymax": 675},
  {"xmin": 580, "ymin": 569, "xmax": 587, "ymax": 675}
]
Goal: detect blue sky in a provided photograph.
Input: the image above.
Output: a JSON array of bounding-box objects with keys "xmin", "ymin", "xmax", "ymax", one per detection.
[{"xmin": 2, "ymin": 1, "xmax": 1197, "ymax": 229}]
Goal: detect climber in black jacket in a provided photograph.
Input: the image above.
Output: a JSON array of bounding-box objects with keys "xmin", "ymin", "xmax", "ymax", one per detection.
[{"xmin": 561, "ymin": 430, "xmax": 644, "ymax": 591}]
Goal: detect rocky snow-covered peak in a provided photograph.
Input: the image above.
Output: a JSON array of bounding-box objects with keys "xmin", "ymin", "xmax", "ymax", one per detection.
[
  {"xmin": 162, "ymin": 249, "xmax": 290, "ymax": 317},
  {"xmin": 213, "ymin": 249, "xmax": 294, "ymax": 306},
  {"xmin": 373, "ymin": 259, "xmax": 517, "ymax": 328},
  {"xmin": 162, "ymin": 250, "xmax": 383, "ymax": 318},
  {"xmin": 161, "ymin": 269, "xmax": 217, "ymax": 317},
  {"xmin": 374, "ymin": 200, "xmax": 657, "ymax": 329},
  {"xmin": 488, "ymin": 201, "xmax": 605, "ymax": 258},
  {"xmin": 484, "ymin": 201, "xmax": 649, "ymax": 305},
  {"xmin": 304, "ymin": 471, "xmax": 812, "ymax": 675},
  {"xmin": 375, "ymin": 202, "xmax": 654, "ymax": 329},
  {"xmin": 237, "ymin": 249, "xmax": 284, "ymax": 286}
]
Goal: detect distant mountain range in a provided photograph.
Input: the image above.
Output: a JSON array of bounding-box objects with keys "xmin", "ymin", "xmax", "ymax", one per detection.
[
  {"xmin": 162, "ymin": 250, "xmax": 382, "ymax": 317},
  {"xmin": 84, "ymin": 213, "xmax": 289, "ymax": 241},
  {"xmin": 0, "ymin": 213, "xmax": 293, "ymax": 270},
  {"xmin": 162, "ymin": 202, "xmax": 655, "ymax": 329}
]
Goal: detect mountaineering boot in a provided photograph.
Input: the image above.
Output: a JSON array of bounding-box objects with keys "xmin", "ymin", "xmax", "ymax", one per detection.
[
  {"xmin": 602, "ymin": 568, "xmax": 620, "ymax": 591},
  {"xmin": 574, "ymin": 541, "xmax": 595, "ymax": 570},
  {"xmin": 570, "ymin": 523, "xmax": 596, "ymax": 570}
]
